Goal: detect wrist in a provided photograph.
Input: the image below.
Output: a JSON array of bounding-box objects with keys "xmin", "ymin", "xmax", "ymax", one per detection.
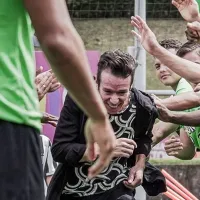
[
  {"xmin": 170, "ymin": 111, "xmax": 178, "ymax": 123},
  {"xmin": 150, "ymin": 43, "xmax": 163, "ymax": 57}
]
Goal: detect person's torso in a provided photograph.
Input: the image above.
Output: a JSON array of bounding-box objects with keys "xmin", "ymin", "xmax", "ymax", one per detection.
[
  {"xmin": 0, "ymin": 0, "xmax": 41, "ymax": 130},
  {"xmin": 175, "ymin": 78, "xmax": 200, "ymax": 148},
  {"xmin": 62, "ymin": 100, "xmax": 137, "ymax": 197}
]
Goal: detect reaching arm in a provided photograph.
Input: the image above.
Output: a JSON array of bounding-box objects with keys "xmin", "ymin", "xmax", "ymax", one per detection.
[
  {"xmin": 131, "ymin": 15, "xmax": 200, "ymax": 84},
  {"xmin": 24, "ymin": 0, "xmax": 116, "ymax": 178},
  {"xmin": 152, "ymin": 121, "xmax": 179, "ymax": 146},
  {"xmin": 171, "ymin": 110, "xmax": 200, "ymax": 126},
  {"xmin": 24, "ymin": 0, "xmax": 107, "ymax": 120},
  {"xmin": 160, "ymin": 92, "xmax": 200, "ymax": 111},
  {"xmin": 156, "ymin": 100, "xmax": 200, "ymax": 126}
]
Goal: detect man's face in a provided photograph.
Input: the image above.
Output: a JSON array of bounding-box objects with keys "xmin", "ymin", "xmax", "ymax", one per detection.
[
  {"xmin": 154, "ymin": 48, "xmax": 181, "ymax": 87},
  {"xmin": 98, "ymin": 69, "xmax": 131, "ymax": 115},
  {"xmin": 181, "ymin": 47, "xmax": 200, "ymax": 64}
]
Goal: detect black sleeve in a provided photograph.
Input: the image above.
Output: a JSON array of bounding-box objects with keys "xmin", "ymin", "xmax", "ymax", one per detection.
[
  {"xmin": 134, "ymin": 109, "xmax": 157, "ymax": 157},
  {"xmin": 51, "ymin": 94, "xmax": 86, "ymax": 167},
  {"xmin": 134, "ymin": 131, "xmax": 153, "ymax": 157}
]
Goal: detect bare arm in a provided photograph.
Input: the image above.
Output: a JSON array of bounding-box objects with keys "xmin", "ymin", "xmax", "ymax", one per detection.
[
  {"xmin": 171, "ymin": 110, "xmax": 200, "ymax": 126},
  {"xmin": 131, "ymin": 15, "xmax": 200, "ymax": 84},
  {"xmin": 153, "ymin": 46, "xmax": 200, "ymax": 84},
  {"xmin": 152, "ymin": 121, "xmax": 178, "ymax": 146},
  {"xmin": 24, "ymin": 0, "xmax": 116, "ymax": 179},
  {"xmin": 161, "ymin": 92, "xmax": 200, "ymax": 110},
  {"xmin": 156, "ymin": 99, "xmax": 200, "ymax": 126},
  {"xmin": 24, "ymin": 0, "xmax": 106, "ymax": 120}
]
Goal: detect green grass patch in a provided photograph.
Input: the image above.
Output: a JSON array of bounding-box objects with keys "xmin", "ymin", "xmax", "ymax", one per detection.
[{"xmin": 150, "ymin": 158, "xmax": 200, "ymax": 165}]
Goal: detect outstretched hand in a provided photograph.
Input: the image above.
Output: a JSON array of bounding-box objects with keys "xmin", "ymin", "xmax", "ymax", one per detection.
[
  {"xmin": 156, "ymin": 99, "xmax": 174, "ymax": 122},
  {"xmin": 172, "ymin": 0, "xmax": 200, "ymax": 22},
  {"xmin": 131, "ymin": 15, "xmax": 159, "ymax": 55},
  {"xmin": 186, "ymin": 21, "xmax": 200, "ymax": 42}
]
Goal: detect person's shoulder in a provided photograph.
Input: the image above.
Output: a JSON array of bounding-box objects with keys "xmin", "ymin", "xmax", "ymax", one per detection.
[{"xmin": 176, "ymin": 78, "xmax": 193, "ymax": 94}]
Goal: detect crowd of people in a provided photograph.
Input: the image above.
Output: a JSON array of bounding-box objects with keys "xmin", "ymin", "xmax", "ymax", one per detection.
[{"xmin": 1, "ymin": 0, "xmax": 200, "ymax": 199}]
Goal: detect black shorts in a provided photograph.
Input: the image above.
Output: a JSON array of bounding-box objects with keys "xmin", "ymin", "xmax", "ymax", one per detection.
[
  {"xmin": 0, "ymin": 120, "xmax": 44, "ymax": 200},
  {"xmin": 60, "ymin": 182, "xmax": 135, "ymax": 200}
]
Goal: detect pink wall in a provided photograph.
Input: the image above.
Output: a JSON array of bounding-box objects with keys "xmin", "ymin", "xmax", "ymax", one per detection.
[{"xmin": 35, "ymin": 51, "xmax": 100, "ymax": 141}]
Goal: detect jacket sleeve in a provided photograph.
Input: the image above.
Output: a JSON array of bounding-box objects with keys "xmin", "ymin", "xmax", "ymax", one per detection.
[
  {"xmin": 51, "ymin": 94, "xmax": 86, "ymax": 167},
  {"xmin": 134, "ymin": 130, "xmax": 153, "ymax": 157},
  {"xmin": 134, "ymin": 107, "xmax": 157, "ymax": 157}
]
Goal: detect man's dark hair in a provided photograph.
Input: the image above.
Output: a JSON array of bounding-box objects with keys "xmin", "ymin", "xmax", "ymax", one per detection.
[
  {"xmin": 159, "ymin": 39, "xmax": 182, "ymax": 51},
  {"xmin": 176, "ymin": 41, "xmax": 200, "ymax": 57},
  {"xmin": 96, "ymin": 49, "xmax": 136, "ymax": 86}
]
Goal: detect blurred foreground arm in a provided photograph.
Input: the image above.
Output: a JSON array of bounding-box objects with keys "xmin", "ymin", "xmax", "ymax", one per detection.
[
  {"xmin": 157, "ymin": 99, "xmax": 200, "ymax": 126},
  {"xmin": 152, "ymin": 92, "xmax": 200, "ymax": 110},
  {"xmin": 24, "ymin": 0, "xmax": 116, "ymax": 178}
]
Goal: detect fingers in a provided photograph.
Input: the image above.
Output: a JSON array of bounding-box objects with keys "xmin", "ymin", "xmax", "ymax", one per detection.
[
  {"xmin": 172, "ymin": 0, "xmax": 181, "ymax": 9},
  {"xmin": 36, "ymin": 66, "xmax": 43, "ymax": 76},
  {"xmin": 164, "ymin": 137, "xmax": 183, "ymax": 156},
  {"xmin": 50, "ymin": 83, "xmax": 61, "ymax": 92},
  {"xmin": 88, "ymin": 150, "xmax": 113, "ymax": 179},
  {"xmin": 131, "ymin": 30, "xmax": 141, "ymax": 40},
  {"xmin": 187, "ymin": 21, "xmax": 200, "ymax": 31},
  {"xmin": 119, "ymin": 138, "xmax": 137, "ymax": 147},
  {"xmin": 48, "ymin": 121, "xmax": 57, "ymax": 127},
  {"xmin": 194, "ymin": 84, "xmax": 200, "ymax": 92},
  {"xmin": 113, "ymin": 151, "xmax": 131, "ymax": 158}
]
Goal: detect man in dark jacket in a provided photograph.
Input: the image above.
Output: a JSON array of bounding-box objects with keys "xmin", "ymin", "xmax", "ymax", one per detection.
[{"xmin": 48, "ymin": 49, "xmax": 158, "ymax": 200}]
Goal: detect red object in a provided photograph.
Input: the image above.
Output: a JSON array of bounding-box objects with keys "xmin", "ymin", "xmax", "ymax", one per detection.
[
  {"xmin": 164, "ymin": 191, "xmax": 180, "ymax": 200},
  {"xmin": 162, "ymin": 169, "xmax": 198, "ymax": 200},
  {"xmin": 167, "ymin": 187, "xmax": 184, "ymax": 200}
]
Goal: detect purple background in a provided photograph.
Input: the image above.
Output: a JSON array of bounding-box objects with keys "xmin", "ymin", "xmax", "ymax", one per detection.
[{"xmin": 35, "ymin": 51, "xmax": 100, "ymax": 141}]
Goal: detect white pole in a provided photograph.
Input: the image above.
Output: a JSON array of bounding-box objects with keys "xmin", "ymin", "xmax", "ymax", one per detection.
[{"xmin": 134, "ymin": 0, "xmax": 146, "ymax": 91}]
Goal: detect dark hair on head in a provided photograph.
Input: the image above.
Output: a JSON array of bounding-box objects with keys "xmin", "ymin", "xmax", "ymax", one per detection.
[
  {"xmin": 176, "ymin": 41, "xmax": 200, "ymax": 57},
  {"xmin": 159, "ymin": 39, "xmax": 182, "ymax": 51},
  {"xmin": 96, "ymin": 49, "xmax": 136, "ymax": 87}
]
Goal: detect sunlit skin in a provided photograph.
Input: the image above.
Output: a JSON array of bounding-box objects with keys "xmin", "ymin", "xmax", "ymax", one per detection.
[
  {"xmin": 181, "ymin": 47, "xmax": 200, "ymax": 88},
  {"xmin": 98, "ymin": 69, "xmax": 131, "ymax": 115},
  {"xmin": 154, "ymin": 48, "xmax": 181, "ymax": 90}
]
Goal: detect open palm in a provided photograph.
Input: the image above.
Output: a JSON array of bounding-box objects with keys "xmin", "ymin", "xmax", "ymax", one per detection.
[
  {"xmin": 172, "ymin": 0, "xmax": 199, "ymax": 22},
  {"xmin": 131, "ymin": 16, "xmax": 159, "ymax": 55}
]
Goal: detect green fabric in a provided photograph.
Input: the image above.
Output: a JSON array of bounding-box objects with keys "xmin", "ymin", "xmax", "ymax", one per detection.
[
  {"xmin": 0, "ymin": 1, "xmax": 41, "ymax": 130},
  {"xmin": 175, "ymin": 78, "xmax": 200, "ymax": 148}
]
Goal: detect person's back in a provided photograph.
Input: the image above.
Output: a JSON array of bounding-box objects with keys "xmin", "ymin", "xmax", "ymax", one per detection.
[
  {"xmin": 0, "ymin": 1, "xmax": 44, "ymax": 199},
  {"xmin": 0, "ymin": 0, "xmax": 41, "ymax": 129}
]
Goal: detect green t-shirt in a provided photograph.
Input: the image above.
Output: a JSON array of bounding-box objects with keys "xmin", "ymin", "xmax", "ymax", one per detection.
[
  {"xmin": 176, "ymin": 78, "xmax": 200, "ymax": 148},
  {"xmin": 0, "ymin": 1, "xmax": 41, "ymax": 130}
]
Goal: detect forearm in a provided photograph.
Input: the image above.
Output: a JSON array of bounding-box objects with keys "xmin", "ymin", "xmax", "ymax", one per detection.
[
  {"xmin": 162, "ymin": 92, "xmax": 200, "ymax": 111},
  {"xmin": 153, "ymin": 46, "xmax": 200, "ymax": 84},
  {"xmin": 26, "ymin": 1, "xmax": 107, "ymax": 120},
  {"xmin": 41, "ymin": 29, "xmax": 107, "ymax": 120},
  {"xmin": 171, "ymin": 110, "xmax": 200, "ymax": 126},
  {"xmin": 135, "ymin": 154, "xmax": 146, "ymax": 169}
]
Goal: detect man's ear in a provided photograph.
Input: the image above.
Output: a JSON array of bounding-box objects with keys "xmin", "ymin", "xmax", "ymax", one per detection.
[{"xmin": 93, "ymin": 76, "xmax": 98, "ymax": 89}]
